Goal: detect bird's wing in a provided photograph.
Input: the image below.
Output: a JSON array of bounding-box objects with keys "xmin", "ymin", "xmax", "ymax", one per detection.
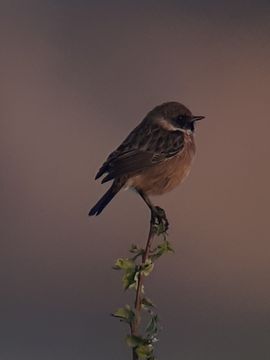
[{"xmin": 95, "ymin": 122, "xmax": 185, "ymax": 183}]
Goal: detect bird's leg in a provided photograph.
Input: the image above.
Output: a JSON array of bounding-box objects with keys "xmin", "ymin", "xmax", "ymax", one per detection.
[{"xmin": 137, "ymin": 190, "xmax": 169, "ymax": 231}]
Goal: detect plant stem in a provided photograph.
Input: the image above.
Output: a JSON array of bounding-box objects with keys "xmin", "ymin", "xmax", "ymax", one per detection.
[{"xmin": 131, "ymin": 219, "xmax": 156, "ymax": 360}]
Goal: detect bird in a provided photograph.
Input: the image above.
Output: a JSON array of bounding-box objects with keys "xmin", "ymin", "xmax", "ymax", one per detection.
[{"xmin": 89, "ymin": 101, "xmax": 204, "ymax": 228}]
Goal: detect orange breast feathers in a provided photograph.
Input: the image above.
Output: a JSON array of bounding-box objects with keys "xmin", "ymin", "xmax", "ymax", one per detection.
[{"xmin": 127, "ymin": 132, "xmax": 196, "ymax": 195}]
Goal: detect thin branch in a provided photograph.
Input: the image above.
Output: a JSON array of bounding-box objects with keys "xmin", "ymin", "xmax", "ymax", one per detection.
[
  {"xmin": 131, "ymin": 218, "xmax": 156, "ymax": 360},
  {"xmin": 113, "ymin": 207, "xmax": 170, "ymax": 360}
]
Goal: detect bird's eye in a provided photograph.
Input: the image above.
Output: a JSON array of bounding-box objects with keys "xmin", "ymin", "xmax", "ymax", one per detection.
[
  {"xmin": 173, "ymin": 115, "xmax": 187, "ymax": 128},
  {"xmin": 177, "ymin": 115, "xmax": 186, "ymax": 125}
]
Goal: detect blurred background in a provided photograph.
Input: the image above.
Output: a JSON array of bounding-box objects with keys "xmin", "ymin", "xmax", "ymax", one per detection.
[{"xmin": 1, "ymin": 1, "xmax": 270, "ymax": 359}]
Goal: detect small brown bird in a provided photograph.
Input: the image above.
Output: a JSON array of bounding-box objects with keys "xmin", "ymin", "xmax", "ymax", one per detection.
[{"xmin": 89, "ymin": 102, "xmax": 204, "ymax": 227}]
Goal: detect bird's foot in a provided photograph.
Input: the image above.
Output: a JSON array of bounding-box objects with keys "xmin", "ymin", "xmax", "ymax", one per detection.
[{"xmin": 151, "ymin": 206, "xmax": 169, "ymax": 233}]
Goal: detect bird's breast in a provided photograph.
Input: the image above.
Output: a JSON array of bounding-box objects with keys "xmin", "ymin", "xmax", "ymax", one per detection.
[{"xmin": 127, "ymin": 133, "xmax": 196, "ymax": 195}]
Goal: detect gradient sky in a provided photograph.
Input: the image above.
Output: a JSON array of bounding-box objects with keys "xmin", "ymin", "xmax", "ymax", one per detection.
[{"xmin": 1, "ymin": 1, "xmax": 270, "ymax": 359}]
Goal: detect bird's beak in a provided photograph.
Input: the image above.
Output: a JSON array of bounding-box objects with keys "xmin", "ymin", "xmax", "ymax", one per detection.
[{"xmin": 192, "ymin": 115, "xmax": 205, "ymax": 122}]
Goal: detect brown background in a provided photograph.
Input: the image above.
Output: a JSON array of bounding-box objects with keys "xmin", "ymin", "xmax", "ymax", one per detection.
[{"xmin": 1, "ymin": 1, "xmax": 270, "ymax": 359}]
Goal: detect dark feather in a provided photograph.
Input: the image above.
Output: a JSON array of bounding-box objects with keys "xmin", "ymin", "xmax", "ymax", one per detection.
[
  {"xmin": 89, "ymin": 182, "xmax": 122, "ymax": 215},
  {"xmin": 101, "ymin": 150, "xmax": 154, "ymax": 183},
  {"xmin": 95, "ymin": 164, "xmax": 108, "ymax": 180},
  {"xmin": 95, "ymin": 122, "xmax": 185, "ymax": 183}
]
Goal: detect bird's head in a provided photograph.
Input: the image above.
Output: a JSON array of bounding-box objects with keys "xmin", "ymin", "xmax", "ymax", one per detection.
[{"xmin": 150, "ymin": 102, "xmax": 205, "ymax": 133}]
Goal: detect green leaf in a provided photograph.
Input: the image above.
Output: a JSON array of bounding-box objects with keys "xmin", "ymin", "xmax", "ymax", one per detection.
[
  {"xmin": 113, "ymin": 258, "xmax": 139, "ymax": 290},
  {"xmin": 126, "ymin": 336, "xmax": 154, "ymax": 358},
  {"xmin": 126, "ymin": 335, "xmax": 145, "ymax": 348},
  {"xmin": 166, "ymin": 241, "xmax": 174, "ymax": 253},
  {"xmin": 135, "ymin": 344, "xmax": 153, "ymax": 359},
  {"xmin": 129, "ymin": 244, "xmax": 138, "ymax": 252},
  {"xmin": 112, "ymin": 305, "xmax": 134, "ymax": 323},
  {"xmin": 141, "ymin": 297, "xmax": 155, "ymax": 309},
  {"xmin": 145, "ymin": 315, "xmax": 159, "ymax": 337},
  {"xmin": 113, "ymin": 258, "xmax": 135, "ymax": 270},
  {"xmin": 151, "ymin": 240, "xmax": 174, "ymax": 260},
  {"xmin": 122, "ymin": 268, "xmax": 138, "ymax": 290},
  {"xmin": 140, "ymin": 259, "xmax": 154, "ymax": 276},
  {"xmin": 129, "ymin": 244, "xmax": 141, "ymax": 253}
]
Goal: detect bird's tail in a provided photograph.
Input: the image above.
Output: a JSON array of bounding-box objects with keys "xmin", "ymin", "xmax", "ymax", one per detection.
[{"xmin": 88, "ymin": 184, "xmax": 119, "ymax": 216}]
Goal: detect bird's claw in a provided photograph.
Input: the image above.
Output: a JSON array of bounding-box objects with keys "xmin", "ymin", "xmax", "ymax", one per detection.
[{"xmin": 151, "ymin": 206, "xmax": 169, "ymax": 232}]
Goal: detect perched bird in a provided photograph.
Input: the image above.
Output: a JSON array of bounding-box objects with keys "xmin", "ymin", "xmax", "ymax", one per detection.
[{"xmin": 89, "ymin": 102, "xmax": 204, "ymax": 227}]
